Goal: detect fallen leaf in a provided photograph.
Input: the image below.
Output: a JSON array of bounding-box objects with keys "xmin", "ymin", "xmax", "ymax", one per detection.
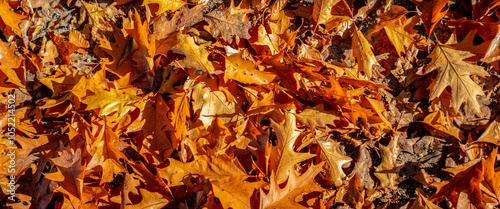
[
  {"xmin": 0, "ymin": 0, "xmax": 26, "ymax": 36},
  {"xmin": 424, "ymin": 44, "xmax": 489, "ymax": 114},
  {"xmin": 269, "ymin": 111, "xmax": 316, "ymax": 184},
  {"xmin": 412, "ymin": 0, "xmax": 449, "ymax": 34},
  {"xmin": 173, "ymin": 33, "xmax": 217, "ymax": 74},
  {"xmin": 224, "ymin": 52, "xmax": 276, "ymax": 85},
  {"xmin": 82, "ymin": 88, "xmax": 140, "ymax": 117},
  {"xmin": 295, "ymin": 104, "xmax": 342, "ymax": 130},
  {"xmin": 318, "ymin": 140, "xmax": 352, "ymax": 186},
  {"xmin": 352, "ymin": 26, "xmax": 380, "ymax": 78},
  {"xmin": 260, "ymin": 162, "xmax": 325, "ymax": 209},
  {"xmin": 142, "ymin": 0, "xmax": 186, "ymax": 15},
  {"xmin": 205, "ymin": 8, "xmax": 251, "ymax": 43}
]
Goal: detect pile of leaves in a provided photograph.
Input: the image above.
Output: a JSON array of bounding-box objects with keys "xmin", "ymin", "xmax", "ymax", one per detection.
[{"xmin": 1, "ymin": 0, "xmax": 500, "ymax": 208}]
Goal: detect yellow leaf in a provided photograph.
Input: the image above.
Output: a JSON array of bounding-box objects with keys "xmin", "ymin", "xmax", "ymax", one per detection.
[
  {"xmin": 294, "ymin": 104, "xmax": 342, "ymax": 130},
  {"xmin": 260, "ymin": 163, "xmax": 325, "ymax": 209},
  {"xmin": 0, "ymin": 0, "xmax": 26, "ymax": 36},
  {"xmin": 318, "ymin": 141, "xmax": 352, "ymax": 187},
  {"xmin": 212, "ymin": 175, "xmax": 267, "ymax": 209},
  {"xmin": 191, "ymin": 81, "xmax": 243, "ymax": 128},
  {"xmin": 224, "ymin": 53, "xmax": 276, "ymax": 85},
  {"xmin": 82, "ymin": 88, "xmax": 140, "ymax": 117},
  {"xmin": 311, "ymin": 0, "xmax": 341, "ymax": 25},
  {"xmin": 270, "ymin": 111, "xmax": 316, "ymax": 184},
  {"xmin": 374, "ymin": 137, "xmax": 400, "ymax": 190},
  {"xmin": 173, "ymin": 33, "xmax": 216, "ymax": 74},
  {"xmin": 159, "ymin": 154, "xmax": 247, "ymax": 187},
  {"xmin": 125, "ymin": 188, "xmax": 170, "ymax": 209},
  {"xmin": 383, "ymin": 16, "xmax": 423, "ymax": 56},
  {"xmin": 142, "ymin": 0, "xmax": 186, "ymax": 15},
  {"xmin": 424, "ymin": 44, "xmax": 489, "ymax": 114},
  {"xmin": 352, "ymin": 27, "xmax": 379, "ymax": 78}
]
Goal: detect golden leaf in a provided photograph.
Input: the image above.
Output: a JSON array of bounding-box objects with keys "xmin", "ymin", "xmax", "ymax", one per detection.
[
  {"xmin": 82, "ymin": 88, "xmax": 140, "ymax": 117},
  {"xmin": 424, "ymin": 44, "xmax": 489, "ymax": 114},
  {"xmin": 270, "ymin": 111, "xmax": 316, "ymax": 184}
]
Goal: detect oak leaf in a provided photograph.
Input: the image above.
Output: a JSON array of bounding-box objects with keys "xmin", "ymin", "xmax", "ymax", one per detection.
[
  {"xmin": 159, "ymin": 154, "xmax": 247, "ymax": 187},
  {"xmin": 87, "ymin": 123, "xmax": 128, "ymax": 183},
  {"xmin": 431, "ymin": 160, "xmax": 484, "ymax": 208},
  {"xmin": 169, "ymin": 92, "xmax": 190, "ymax": 143},
  {"xmin": 352, "ymin": 27, "xmax": 379, "ymax": 78},
  {"xmin": 260, "ymin": 163, "xmax": 325, "ymax": 209},
  {"xmin": 318, "ymin": 140, "xmax": 352, "ymax": 186},
  {"xmin": 482, "ymin": 148, "xmax": 500, "ymax": 197},
  {"xmin": 311, "ymin": 0, "xmax": 341, "ymax": 25},
  {"xmin": 133, "ymin": 93, "xmax": 176, "ymax": 162},
  {"xmin": 475, "ymin": 115, "xmax": 500, "ymax": 145},
  {"xmin": 44, "ymin": 149, "xmax": 84, "ymax": 199},
  {"xmin": 224, "ymin": 52, "xmax": 276, "ymax": 85},
  {"xmin": 409, "ymin": 189, "xmax": 442, "ymax": 209},
  {"xmin": 191, "ymin": 81, "xmax": 243, "ymax": 128},
  {"xmin": 0, "ymin": 40, "xmax": 23, "ymax": 89},
  {"xmin": 173, "ymin": 33, "xmax": 217, "ymax": 74},
  {"xmin": 83, "ymin": 88, "xmax": 140, "ymax": 117},
  {"xmin": 269, "ymin": 111, "xmax": 316, "ymax": 184},
  {"xmin": 205, "ymin": 8, "xmax": 251, "ymax": 43},
  {"xmin": 212, "ymin": 175, "xmax": 267, "ymax": 209},
  {"xmin": 412, "ymin": 0, "xmax": 449, "ymax": 34},
  {"xmin": 126, "ymin": 188, "xmax": 170, "ymax": 209},
  {"xmin": 295, "ymin": 104, "xmax": 342, "ymax": 130},
  {"xmin": 424, "ymin": 44, "xmax": 489, "ymax": 114},
  {"xmin": 142, "ymin": 0, "xmax": 186, "ymax": 15},
  {"xmin": 374, "ymin": 137, "xmax": 400, "ymax": 190},
  {"xmin": 0, "ymin": 0, "xmax": 26, "ymax": 36}
]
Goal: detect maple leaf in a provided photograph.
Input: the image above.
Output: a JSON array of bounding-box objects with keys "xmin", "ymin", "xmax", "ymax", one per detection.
[
  {"xmin": 424, "ymin": 44, "xmax": 489, "ymax": 114},
  {"xmin": 269, "ymin": 111, "xmax": 316, "ymax": 184},
  {"xmin": 0, "ymin": 0, "xmax": 26, "ymax": 36},
  {"xmin": 142, "ymin": 0, "xmax": 186, "ymax": 15},
  {"xmin": 173, "ymin": 33, "xmax": 217, "ymax": 74},
  {"xmin": 412, "ymin": 0, "xmax": 449, "ymax": 34},
  {"xmin": 82, "ymin": 88, "xmax": 140, "ymax": 117},
  {"xmin": 431, "ymin": 160, "xmax": 484, "ymax": 208},
  {"xmin": 318, "ymin": 140, "xmax": 352, "ymax": 187},
  {"xmin": 205, "ymin": 8, "xmax": 251, "ymax": 43},
  {"xmin": 260, "ymin": 162, "xmax": 325, "ymax": 209}
]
